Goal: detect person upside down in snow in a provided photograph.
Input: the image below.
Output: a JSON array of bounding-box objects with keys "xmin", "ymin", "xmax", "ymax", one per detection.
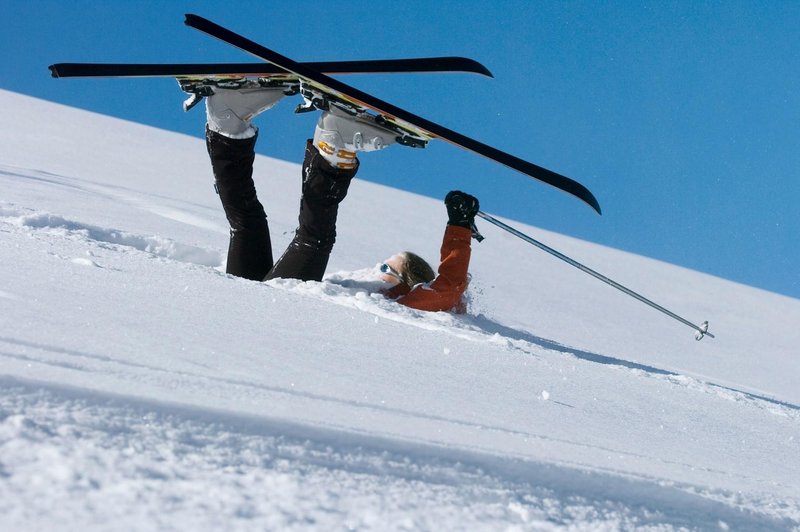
[{"xmin": 203, "ymin": 84, "xmax": 481, "ymax": 313}]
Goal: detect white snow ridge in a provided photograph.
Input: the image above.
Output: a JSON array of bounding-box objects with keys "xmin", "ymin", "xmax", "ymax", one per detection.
[{"xmin": 1, "ymin": 88, "xmax": 799, "ymax": 530}]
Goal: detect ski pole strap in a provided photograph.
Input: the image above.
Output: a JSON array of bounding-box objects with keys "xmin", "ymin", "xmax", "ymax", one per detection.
[{"xmin": 475, "ymin": 211, "xmax": 714, "ymax": 340}]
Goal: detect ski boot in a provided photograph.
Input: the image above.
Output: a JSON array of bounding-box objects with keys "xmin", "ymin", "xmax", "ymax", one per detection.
[
  {"xmin": 312, "ymin": 105, "xmax": 399, "ymax": 170},
  {"xmin": 203, "ymin": 82, "xmax": 288, "ymax": 138}
]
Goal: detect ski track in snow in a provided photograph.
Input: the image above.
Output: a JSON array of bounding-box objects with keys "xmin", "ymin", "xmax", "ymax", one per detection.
[
  {"xmin": 0, "ymin": 201, "xmax": 222, "ymax": 269},
  {"xmin": 0, "ymin": 164, "xmax": 225, "ymax": 233},
  {"xmin": 1, "ymin": 378, "xmax": 793, "ymax": 532}
]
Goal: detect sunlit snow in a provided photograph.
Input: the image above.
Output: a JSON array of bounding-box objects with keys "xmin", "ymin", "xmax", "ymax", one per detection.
[{"xmin": 1, "ymin": 89, "xmax": 798, "ymax": 530}]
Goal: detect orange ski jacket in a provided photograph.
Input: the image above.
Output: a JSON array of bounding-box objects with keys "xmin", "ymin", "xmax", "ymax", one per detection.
[{"xmin": 383, "ymin": 224, "xmax": 472, "ymax": 313}]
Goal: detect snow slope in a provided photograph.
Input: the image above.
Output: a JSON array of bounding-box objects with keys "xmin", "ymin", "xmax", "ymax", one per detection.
[{"xmin": 1, "ymin": 89, "xmax": 798, "ymax": 530}]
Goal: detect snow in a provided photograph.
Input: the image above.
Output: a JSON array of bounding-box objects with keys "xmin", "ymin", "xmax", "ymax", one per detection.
[{"xmin": 1, "ymin": 88, "xmax": 799, "ymax": 530}]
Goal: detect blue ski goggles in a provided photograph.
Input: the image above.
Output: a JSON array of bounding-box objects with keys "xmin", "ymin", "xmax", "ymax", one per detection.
[{"xmin": 380, "ymin": 263, "xmax": 405, "ymax": 283}]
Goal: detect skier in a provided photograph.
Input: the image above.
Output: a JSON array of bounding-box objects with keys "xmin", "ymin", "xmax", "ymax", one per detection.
[{"xmin": 203, "ymin": 85, "xmax": 480, "ymax": 312}]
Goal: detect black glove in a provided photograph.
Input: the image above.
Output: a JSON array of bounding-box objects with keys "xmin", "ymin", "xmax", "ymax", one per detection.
[
  {"xmin": 445, "ymin": 190, "xmax": 484, "ymax": 241},
  {"xmin": 445, "ymin": 190, "xmax": 479, "ymax": 228}
]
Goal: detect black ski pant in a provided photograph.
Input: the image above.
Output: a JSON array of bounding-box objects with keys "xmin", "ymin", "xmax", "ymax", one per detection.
[{"xmin": 206, "ymin": 128, "xmax": 358, "ymax": 282}]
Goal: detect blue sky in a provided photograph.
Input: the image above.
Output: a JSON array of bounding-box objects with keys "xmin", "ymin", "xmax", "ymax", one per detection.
[{"xmin": 2, "ymin": 1, "xmax": 798, "ymax": 299}]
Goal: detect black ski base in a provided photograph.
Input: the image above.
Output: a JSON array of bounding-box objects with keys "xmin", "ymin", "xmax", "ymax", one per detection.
[{"xmin": 48, "ymin": 58, "xmax": 493, "ymax": 79}]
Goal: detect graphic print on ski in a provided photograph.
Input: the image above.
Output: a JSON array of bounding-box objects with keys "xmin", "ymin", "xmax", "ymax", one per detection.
[
  {"xmin": 184, "ymin": 14, "xmax": 601, "ymax": 214},
  {"xmin": 48, "ymin": 57, "xmax": 494, "ymax": 79}
]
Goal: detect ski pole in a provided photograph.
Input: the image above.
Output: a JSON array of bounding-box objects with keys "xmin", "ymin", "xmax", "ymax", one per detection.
[{"xmin": 475, "ymin": 211, "xmax": 714, "ymax": 340}]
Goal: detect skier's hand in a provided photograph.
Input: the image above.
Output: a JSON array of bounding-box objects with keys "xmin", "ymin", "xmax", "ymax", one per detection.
[{"xmin": 445, "ymin": 190, "xmax": 480, "ymax": 228}]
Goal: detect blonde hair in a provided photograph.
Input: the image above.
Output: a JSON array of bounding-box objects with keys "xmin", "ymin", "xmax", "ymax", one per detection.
[{"xmin": 398, "ymin": 252, "xmax": 435, "ymax": 288}]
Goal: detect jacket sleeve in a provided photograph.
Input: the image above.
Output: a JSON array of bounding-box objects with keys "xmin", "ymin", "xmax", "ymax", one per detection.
[{"xmin": 394, "ymin": 224, "xmax": 472, "ymax": 312}]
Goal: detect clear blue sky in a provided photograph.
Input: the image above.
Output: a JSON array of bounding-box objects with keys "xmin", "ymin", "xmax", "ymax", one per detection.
[{"xmin": 2, "ymin": 1, "xmax": 798, "ymax": 299}]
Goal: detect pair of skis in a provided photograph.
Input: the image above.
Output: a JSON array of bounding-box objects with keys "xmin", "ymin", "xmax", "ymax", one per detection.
[{"xmin": 49, "ymin": 14, "xmax": 601, "ymax": 215}]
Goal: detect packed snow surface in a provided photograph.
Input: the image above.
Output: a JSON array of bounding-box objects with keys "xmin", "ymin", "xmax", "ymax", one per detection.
[{"xmin": 1, "ymin": 89, "xmax": 798, "ymax": 530}]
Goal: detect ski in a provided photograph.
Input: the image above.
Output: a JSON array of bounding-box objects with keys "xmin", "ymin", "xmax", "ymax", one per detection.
[
  {"xmin": 184, "ymin": 14, "xmax": 602, "ymax": 214},
  {"xmin": 48, "ymin": 57, "xmax": 493, "ymax": 79}
]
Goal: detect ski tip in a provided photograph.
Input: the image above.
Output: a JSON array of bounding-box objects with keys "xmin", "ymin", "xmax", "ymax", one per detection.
[
  {"xmin": 475, "ymin": 64, "xmax": 494, "ymax": 78},
  {"xmin": 589, "ymin": 196, "xmax": 602, "ymax": 215},
  {"xmin": 48, "ymin": 64, "xmax": 61, "ymax": 78},
  {"xmin": 459, "ymin": 58, "xmax": 493, "ymax": 78},
  {"xmin": 577, "ymin": 188, "xmax": 601, "ymax": 215}
]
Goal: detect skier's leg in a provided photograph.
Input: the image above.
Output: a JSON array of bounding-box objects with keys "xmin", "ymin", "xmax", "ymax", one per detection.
[
  {"xmin": 266, "ymin": 107, "xmax": 397, "ymax": 282},
  {"xmin": 204, "ymin": 86, "xmax": 286, "ymax": 280},
  {"xmin": 206, "ymin": 128, "xmax": 273, "ymax": 280},
  {"xmin": 265, "ymin": 140, "xmax": 357, "ymax": 281}
]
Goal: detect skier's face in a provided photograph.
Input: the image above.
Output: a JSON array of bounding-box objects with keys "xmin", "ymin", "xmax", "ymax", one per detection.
[{"xmin": 378, "ymin": 254, "xmax": 406, "ymax": 286}]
